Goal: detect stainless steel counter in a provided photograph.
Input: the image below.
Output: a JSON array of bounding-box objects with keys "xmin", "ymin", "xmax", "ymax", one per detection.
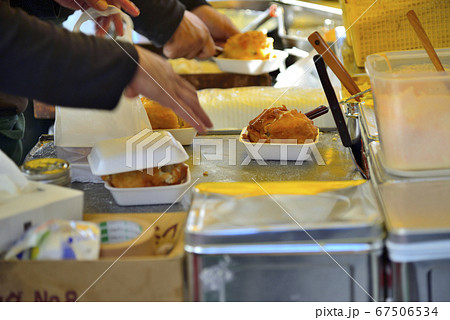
[{"xmin": 26, "ymin": 131, "xmax": 362, "ymax": 213}]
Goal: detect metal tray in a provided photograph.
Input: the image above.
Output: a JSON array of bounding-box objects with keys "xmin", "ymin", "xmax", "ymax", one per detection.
[
  {"xmin": 25, "ymin": 131, "xmax": 363, "ymax": 213},
  {"xmin": 368, "ymin": 142, "xmax": 450, "ymax": 244}
]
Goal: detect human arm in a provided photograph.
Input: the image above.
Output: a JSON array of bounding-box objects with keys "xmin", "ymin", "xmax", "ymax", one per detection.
[
  {"xmin": 191, "ymin": 4, "xmax": 240, "ymax": 47},
  {"xmin": 130, "ymin": 0, "xmax": 237, "ymax": 58},
  {"xmin": 178, "ymin": 1, "xmax": 240, "ymax": 44},
  {"xmin": 0, "ymin": 3, "xmax": 136, "ymax": 110},
  {"xmin": 53, "ymin": 0, "xmax": 140, "ymax": 36},
  {"xmin": 125, "ymin": 47, "xmax": 212, "ymax": 132},
  {"xmin": 0, "ymin": 3, "xmax": 211, "ymax": 132},
  {"xmin": 128, "ymin": 0, "xmax": 214, "ymax": 59}
]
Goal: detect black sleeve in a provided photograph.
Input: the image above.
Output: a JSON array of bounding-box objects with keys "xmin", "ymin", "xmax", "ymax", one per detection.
[
  {"xmin": 0, "ymin": 3, "xmax": 138, "ymax": 110},
  {"xmin": 131, "ymin": 0, "xmax": 212, "ymax": 47},
  {"xmin": 8, "ymin": 0, "xmax": 62, "ymax": 19},
  {"xmin": 131, "ymin": 0, "xmax": 186, "ymax": 47},
  {"xmin": 178, "ymin": 0, "xmax": 209, "ymax": 11}
]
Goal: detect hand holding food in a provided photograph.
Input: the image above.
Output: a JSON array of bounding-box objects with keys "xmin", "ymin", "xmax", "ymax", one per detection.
[
  {"xmin": 243, "ymin": 106, "xmax": 318, "ymax": 143},
  {"xmin": 54, "ymin": 0, "xmax": 140, "ymax": 37},
  {"xmin": 191, "ymin": 4, "xmax": 240, "ymax": 48},
  {"xmin": 163, "ymin": 11, "xmax": 216, "ymax": 60}
]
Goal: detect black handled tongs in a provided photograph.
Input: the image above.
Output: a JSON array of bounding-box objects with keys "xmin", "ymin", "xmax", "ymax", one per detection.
[{"xmin": 313, "ymin": 55, "xmax": 368, "ymax": 179}]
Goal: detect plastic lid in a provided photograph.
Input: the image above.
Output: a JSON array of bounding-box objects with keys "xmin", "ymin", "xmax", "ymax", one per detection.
[
  {"xmin": 21, "ymin": 158, "xmax": 70, "ymax": 181},
  {"xmin": 185, "ymin": 182, "xmax": 383, "ymax": 248},
  {"xmin": 386, "ymin": 239, "xmax": 450, "ymax": 263},
  {"xmin": 87, "ymin": 129, "xmax": 189, "ymax": 176},
  {"xmin": 365, "ymin": 48, "xmax": 450, "ymax": 80}
]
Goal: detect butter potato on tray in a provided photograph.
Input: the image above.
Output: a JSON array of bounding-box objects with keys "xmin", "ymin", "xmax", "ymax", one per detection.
[
  {"xmin": 240, "ymin": 106, "xmax": 320, "ymax": 161},
  {"xmin": 213, "ymin": 31, "xmax": 288, "ymax": 75},
  {"xmin": 141, "ymin": 97, "xmax": 196, "ymax": 145},
  {"xmin": 243, "ymin": 106, "xmax": 318, "ymax": 144},
  {"xmin": 102, "ymin": 163, "xmax": 189, "ymax": 188},
  {"xmin": 222, "ymin": 30, "xmax": 275, "ymax": 60}
]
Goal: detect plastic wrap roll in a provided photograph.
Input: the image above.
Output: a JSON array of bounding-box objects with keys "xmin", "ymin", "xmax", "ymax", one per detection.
[{"xmin": 198, "ymin": 87, "xmax": 336, "ymax": 129}]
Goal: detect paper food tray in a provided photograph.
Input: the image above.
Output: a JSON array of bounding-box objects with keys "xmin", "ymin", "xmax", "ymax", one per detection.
[
  {"xmin": 239, "ymin": 127, "xmax": 320, "ymax": 161},
  {"xmin": 105, "ymin": 169, "xmax": 191, "ymax": 206},
  {"xmin": 212, "ymin": 50, "xmax": 288, "ymax": 75}
]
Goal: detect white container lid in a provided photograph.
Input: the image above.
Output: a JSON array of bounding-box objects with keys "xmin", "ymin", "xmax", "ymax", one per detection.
[
  {"xmin": 88, "ymin": 129, "xmax": 189, "ymax": 176},
  {"xmin": 386, "ymin": 239, "xmax": 450, "ymax": 263}
]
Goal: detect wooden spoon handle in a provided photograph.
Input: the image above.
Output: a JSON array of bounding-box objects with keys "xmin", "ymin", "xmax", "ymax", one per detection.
[
  {"xmin": 308, "ymin": 31, "xmax": 361, "ymax": 96},
  {"xmin": 407, "ymin": 10, "xmax": 445, "ymax": 72}
]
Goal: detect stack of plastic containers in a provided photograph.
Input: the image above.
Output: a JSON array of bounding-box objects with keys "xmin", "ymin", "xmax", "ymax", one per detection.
[{"xmin": 365, "ymin": 49, "xmax": 450, "ymax": 301}]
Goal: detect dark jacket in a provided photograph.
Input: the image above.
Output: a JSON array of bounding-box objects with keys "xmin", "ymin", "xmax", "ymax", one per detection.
[
  {"xmin": 0, "ymin": 0, "xmax": 209, "ymax": 113},
  {"xmin": 0, "ymin": 2, "xmax": 138, "ymax": 111}
]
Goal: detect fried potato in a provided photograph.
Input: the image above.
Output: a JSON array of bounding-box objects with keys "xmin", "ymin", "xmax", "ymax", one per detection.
[
  {"xmin": 244, "ymin": 106, "xmax": 318, "ymax": 144},
  {"xmin": 102, "ymin": 163, "xmax": 188, "ymax": 188},
  {"xmin": 222, "ymin": 31, "xmax": 274, "ymax": 60},
  {"xmin": 141, "ymin": 97, "xmax": 191, "ymax": 129}
]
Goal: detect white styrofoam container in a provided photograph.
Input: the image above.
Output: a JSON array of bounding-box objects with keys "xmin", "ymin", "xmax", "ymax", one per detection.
[
  {"xmin": 104, "ymin": 169, "xmax": 191, "ymax": 206},
  {"xmin": 88, "ymin": 130, "xmax": 189, "ymax": 176},
  {"xmin": 212, "ymin": 50, "xmax": 288, "ymax": 75},
  {"xmin": 239, "ymin": 127, "xmax": 320, "ymax": 161},
  {"xmin": 156, "ymin": 128, "xmax": 197, "ymax": 146}
]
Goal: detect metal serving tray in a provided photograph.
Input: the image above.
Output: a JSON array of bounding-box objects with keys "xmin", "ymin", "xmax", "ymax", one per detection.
[
  {"xmin": 368, "ymin": 141, "xmax": 450, "ymax": 301},
  {"xmin": 185, "ymin": 182, "xmax": 384, "ymax": 301},
  {"xmin": 25, "ymin": 132, "xmax": 363, "ymax": 213}
]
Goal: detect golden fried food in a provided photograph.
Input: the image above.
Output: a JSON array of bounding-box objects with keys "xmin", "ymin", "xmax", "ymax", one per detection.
[
  {"xmin": 141, "ymin": 97, "xmax": 191, "ymax": 129},
  {"xmin": 243, "ymin": 106, "xmax": 318, "ymax": 143},
  {"xmin": 222, "ymin": 31, "xmax": 274, "ymax": 60},
  {"xmin": 102, "ymin": 163, "xmax": 188, "ymax": 188}
]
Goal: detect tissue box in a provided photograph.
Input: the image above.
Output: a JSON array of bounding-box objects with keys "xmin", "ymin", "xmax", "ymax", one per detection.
[{"xmin": 0, "ymin": 182, "xmax": 83, "ymax": 253}]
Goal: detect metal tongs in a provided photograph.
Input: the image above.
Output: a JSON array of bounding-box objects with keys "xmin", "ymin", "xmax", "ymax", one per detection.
[
  {"xmin": 241, "ymin": 4, "xmax": 279, "ymax": 33},
  {"xmin": 314, "ymin": 55, "xmax": 368, "ymax": 179}
]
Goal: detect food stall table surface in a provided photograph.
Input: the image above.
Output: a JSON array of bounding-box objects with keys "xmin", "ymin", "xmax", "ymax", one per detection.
[{"xmin": 25, "ymin": 132, "xmax": 362, "ymax": 213}]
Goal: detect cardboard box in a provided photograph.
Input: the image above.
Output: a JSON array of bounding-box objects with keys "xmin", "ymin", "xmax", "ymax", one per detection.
[{"xmin": 0, "ymin": 212, "xmax": 186, "ymax": 302}]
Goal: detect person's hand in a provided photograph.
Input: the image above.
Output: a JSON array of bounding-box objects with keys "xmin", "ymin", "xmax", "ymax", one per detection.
[
  {"xmin": 125, "ymin": 46, "xmax": 213, "ymax": 133},
  {"xmin": 191, "ymin": 5, "xmax": 240, "ymax": 47},
  {"xmin": 163, "ymin": 11, "xmax": 215, "ymax": 60},
  {"xmin": 54, "ymin": 0, "xmax": 140, "ymax": 37}
]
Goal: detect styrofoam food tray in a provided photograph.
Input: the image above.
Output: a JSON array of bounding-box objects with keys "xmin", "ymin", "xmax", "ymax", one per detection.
[
  {"xmin": 155, "ymin": 127, "xmax": 197, "ymax": 146},
  {"xmin": 239, "ymin": 127, "xmax": 320, "ymax": 161},
  {"xmin": 212, "ymin": 50, "xmax": 288, "ymax": 75},
  {"xmin": 105, "ymin": 169, "xmax": 191, "ymax": 206},
  {"xmin": 88, "ymin": 130, "xmax": 189, "ymax": 176}
]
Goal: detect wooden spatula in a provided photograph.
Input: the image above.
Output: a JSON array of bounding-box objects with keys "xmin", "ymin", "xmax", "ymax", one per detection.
[{"xmin": 407, "ymin": 10, "xmax": 445, "ymax": 72}]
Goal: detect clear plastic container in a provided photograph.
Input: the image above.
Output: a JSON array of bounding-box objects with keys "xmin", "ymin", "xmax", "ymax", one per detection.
[{"xmin": 365, "ymin": 48, "xmax": 450, "ymax": 172}]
